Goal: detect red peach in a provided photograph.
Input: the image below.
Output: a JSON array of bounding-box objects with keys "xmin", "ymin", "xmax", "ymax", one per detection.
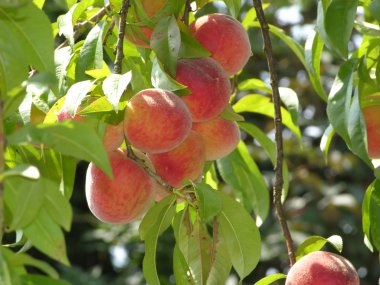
[
  {"xmin": 362, "ymin": 93, "xmax": 380, "ymax": 159},
  {"xmin": 176, "ymin": 57, "xmax": 231, "ymax": 122},
  {"xmin": 124, "ymin": 88, "xmax": 192, "ymax": 154},
  {"xmin": 148, "ymin": 131, "xmax": 205, "ymax": 198},
  {"xmin": 190, "ymin": 13, "xmax": 252, "ymax": 75},
  {"xmin": 192, "ymin": 117, "xmax": 240, "ymax": 160},
  {"xmin": 85, "ymin": 149, "xmax": 155, "ymax": 224},
  {"xmin": 285, "ymin": 251, "xmax": 359, "ymax": 285}
]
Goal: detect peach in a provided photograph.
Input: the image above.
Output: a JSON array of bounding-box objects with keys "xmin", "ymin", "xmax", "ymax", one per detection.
[
  {"xmin": 148, "ymin": 131, "xmax": 205, "ymax": 193},
  {"xmin": 192, "ymin": 117, "xmax": 240, "ymax": 160},
  {"xmin": 124, "ymin": 0, "xmax": 168, "ymax": 48},
  {"xmin": 57, "ymin": 106, "xmax": 124, "ymax": 152},
  {"xmin": 362, "ymin": 93, "xmax": 380, "ymax": 159},
  {"xmin": 124, "ymin": 88, "xmax": 192, "ymax": 154},
  {"xmin": 176, "ymin": 57, "xmax": 231, "ymax": 122},
  {"xmin": 85, "ymin": 149, "xmax": 155, "ymax": 224},
  {"xmin": 190, "ymin": 13, "xmax": 252, "ymax": 75},
  {"xmin": 285, "ymin": 251, "xmax": 359, "ymax": 285}
]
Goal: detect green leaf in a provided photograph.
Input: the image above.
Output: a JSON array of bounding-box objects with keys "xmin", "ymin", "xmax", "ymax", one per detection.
[
  {"xmin": 139, "ymin": 195, "xmax": 175, "ymax": 240},
  {"xmin": 320, "ymin": 125, "xmax": 335, "ymax": 161},
  {"xmin": 324, "ymin": 0, "xmax": 358, "ymax": 58},
  {"xmin": 220, "ymin": 104, "xmax": 245, "ymax": 122},
  {"xmin": 173, "ymin": 245, "xmax": 195, "ymax": 285},
  {"xmin": 362, "ymin": 182, "xmax": 373, "ymax": 252},
  {"xmin": 0, "ymin": 1, "xmax": 54, "ymax": 73},
  {"xmin": 44, "ymin": 186, "xmax": 73, "ymax": 231},
  {"xmin": 296, "ymin": 235, "xmax": 343, "ymax": 260},
  {"xmin": 57, "ymin": 3, "xmax": 78, "ymax": 47},
  {"xmin": 142, "ymin": 199, "xmax": 176, "ymax": 285},
  {"xmin": 102, "ymin": 72, "xmax": 132, "ymax": 112},
  {"xmin": 327, "ymin": 58, "xmax": 358, "ymax": 144},
  {"xmin": 370, "ymin": 179, "xmax": 380, "ymax": 251},
  {"xmin": 370, "ymin": 0, "xmax": 380, "ymax": 23},
  {"xmin": 233, "ymin": 94, "xmax": 302, "ymax": 142},
  {"xmin": 0, "ymin": 164, "xmax": 40, "ymax": 181},
  {"xmin": 238, "ymin": 78, "xmax": 272, "ymax": 94},
  {"xmin": 63, "ymin": 80, "xmax": 95, "ymax": 117},
  {"xmin": 217, "ymin": 141, "xmax": 269, "ymax": 226},
  {"xmin": 0, "ymin": 249, "xmax": 13, "ymax": 285},
  {"xmin": 194, "ymin": 183, "xmax": 222, "ymax": 222},
  {"xmin": 178, "ymin": 25, "xmax": 211, "ymax": 59},
  {"xmin": 151, "ymin": 58, "xmax": 188, "ymax": 92},
  {"xmin": 7, "ymin": 121, "xmax": 112, "ymax": 177},
  {"xmin": 61, "ymin": 155, "xmax": 77, "ymax": 199},
  {"xmin": 354, "ymin": 21, "xmax": 380, "ymax": 37},
  {"xmin": 279, "ymin": 87, "xmax": 299, "ymax": 124},
  {"xmin": 218, "ymin": 192, "xmax": 261, "ymax": 280},
  {"xmin": 4, "ymin": 175, "xmax": 45, "ymax": 230},
  {"xmin": 242, "ymin": 5, "xmax": 270, "ymax": 30},
  {"xmin": 76, "ymin": 21, "xmax": 106, "ymax": 81},
  {"xmin": 223, "ymin": 0, "xmax": 241, "ymax": 18},
  {"xmin": 151, "ymin": 16, "xmax": 181, "ymax": 76},
  {"xmin": 305, "ymin": 31, "xmax": 327, "ymax": 101},
  {"xmin": 254, "ymin": 273, "xmax": 287, "ymax": 285},
  {"xmin": 24, "ymin": 208, "xmax": 70, "ymax": 265},
  {"xmin": 20, "ymin": 274, "xmax": 71, "ymax": 285},
  {"xmin": 33, "ymin": 0, "xmax": 45, "ymax": 9}
]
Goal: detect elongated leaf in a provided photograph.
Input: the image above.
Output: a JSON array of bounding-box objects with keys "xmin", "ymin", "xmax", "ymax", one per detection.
[
  {"xmin": 0, "ymin": 164, "xmax": 39, "ymax": 181},
  {"xmin": 370, "ymin": 179, "xmax": 380, "ymax": 251},
  {"xmin": 44, "ymin": 186, "xmax": 73, "ymax": 231},
  {"xmin": 173, "ymin": 245, "xmax": 195, "ymax": 285},
  {"xmin": 279, "ymin": 87, "xmax": 299, "ymax": 124},
  {"xmin": 64, "ymin": 80, "xmax": 95, "ymax": 117},
  {"xmin": 320, "ymin": 124, "xmax": 335, "ymax": 160},
  {"xmin": 151, "ymin": 58, "xmax": 187, "ymax": 92},
  {"xmin": 178, "ymin": 23, "xmax": 211, "ymax": 59},
  {"xmin": 0, "ymin": 1, "xmax": 54, "ymax": 73},
  {"xmin": 296, "ymin": 235, "xmax": 343, "ymax": 260},
  {"xmin": 142, "ymin": 200, "xmax": 176, "ymax": 285},
  {"xmin": 327, "ymin": 58, "xmax": 358, "ymax": 144},
  {"xmin": 76, "ymin": 21, "xmax": 106, "ymax": 81},
  {"xmin": 7, "ymin": 121, "xmax": 112, "ymax": 176},
  {"xmin": 362, "ymin": 182, "xmax": 373, "ymax": 252},
  {"xmin": 194, "ymin": 183, "xmax": 222, "ymax": 222},
  {"xmin": 254, "ymin": 273, "xmax": 287, "ymax": 285},
  {"xmin": 151, "ymin": 16, "xmax": 181, "ymax": 76},
  {"xmin": 102, "ymin": 72, "xmax": 132, "ymax": 112},
  {"xmin": 223, "ymin": 0, "xmax": 241, "ymax": 18},
  {"xmin": 218, "ymin": 192, "xmax": 261, "ymax": 280},
  {"xmin": 238, "ymin": 78, "xmax": 272, "ymax": 94},
  {"xmin": 20, "ymin": 274, "xmax": 71, "ymax": 285},
  {"xmin": 324, "ymin": 0, "xmax": 358, "ymax": 59},
  {"xmin": 57, "ymin": 3, "xmax": 78, "ymax": 47},
  {"xmin": 370, "ymin": 0, "xmax": 380, "ymax": 23},
  {"xmin": 24, "ymin": 208, "xmax": 69, "ymax": 265},
  {"xmin": 0, "ymin": 249, "xmax": 12, "ymax": 285},
  {"xmin": 61, "ymin": 155, "xmax": 77, "ymax": 198}
]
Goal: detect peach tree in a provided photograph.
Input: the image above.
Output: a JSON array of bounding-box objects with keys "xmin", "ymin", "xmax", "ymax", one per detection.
[{"xmin": 0, "ymin": 0, "xmax": 379, "ymax": 284}]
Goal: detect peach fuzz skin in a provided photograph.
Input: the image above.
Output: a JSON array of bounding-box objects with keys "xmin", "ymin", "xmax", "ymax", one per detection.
[
  {"xmin": 192, "ymin": 117, "xmax": 240, "ymax": 160},
  {"xmin": 57, "ymin": 107, "xmax": 124, "ymax": 152},
  {"xmin": 190, "ymin": 13, "xmax": 252, "ymax": 75},
  {"xmin": 124, "ymin": 88, "xmax": 192, "ymax": 154},
  {"xmin": 148, "ymin": 131, "xmax": 205, "ymax": 200},
  {"xmin": 176, "ymin": 57, "xmax": 231, "ymax": 122},
  {"xmin": 85, "ymin": 149, "xmax": 155, "ymax": 224},
  {"xmin": 362, "ymin": 95, "xmax": 380, "ymax": 159},
  {"xmin": 285, "ymin": 251, "xmax": 359, "ymax": 285}
]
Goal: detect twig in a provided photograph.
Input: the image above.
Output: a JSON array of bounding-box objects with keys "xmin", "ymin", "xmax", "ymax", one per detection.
[
  {"xmin": 182, "ymin": 0, "xmax": 192, "ymax": 26},
  {"xmin": 252, "ymin": 0, "xmax": 296, "ymax": 266},
  {"xmin": 103, "ymin": 20, "xmax": 116, "ymax": 46},
  {"xmin": 114, "ymin": 0, "xmax": 130, "ymax": 74},
  {"xmin": 0, "ymin": 99, "xmax": 4, "ymax": 241},
  {"xmin": 56, "ymin": 6, "xmax": 109, "ymax": 50}
]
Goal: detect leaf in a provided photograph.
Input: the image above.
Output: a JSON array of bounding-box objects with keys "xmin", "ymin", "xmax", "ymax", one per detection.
[
  {"xmin": 320, "ymin": 124, "xmax": 335, "ymax": 161},
  {"xmin": 370, "ymin": 0, "xmax": 380, "ymax": 23},
  {"xmin": 354, "ymin": 21, "xmax": 380, "ymax": 37},
  {"xmin": 220, "ymin": 104, "xmax": 245, "ymax": 122},
  {"xmin": 362, "ymin": 182, "xmax": 373, "ymax": 252},
  {"xmin": 218, "ymin": 192, "xmax": 261, "ymax": 280},
  {"xmin": 151, "ymin": 16, "xmax": 181, "ymax": 76},
  {"xmin": 305, "ymin": 31, "xmax": 327, "ymax": 101},
  {"xmin": 0, "ymin": 249, "xmax": 12, "ymax": 285},
  {"xmin": 327, "ymin": 58, "xmax": 358, "ymax": 144},
  {"xmin": 142, "ymin": 199, "xmax": 176, "ymax": 285},
  {"xmin": 324, "ymin": 0, "xmax": 358, "ymax": 58},
  {"xmin": 370, "ymin": 179, "xmax": 380, "ymax": 251},
  {"xmin": 173, "ymin": 245, "xmax": 195, "ymax": 285},
  {"xmin": 0, "ymin": 164, "xmax": 40, "ymax": 181},
  {"xmin": 238, "ymin": 78, "xmax": 272, "ymax": 94},
  {"xmin": 20, "ymin": 274, "xmax": 71, "ymax": 285},
  {"xmin": 44, "ymin": 186, "xmax": 73, "ymax": 231},
  {"xmin": 23, "ymin": 208, "xmax": 70, "ymax": 265},
  {"xmin": 33, "ymin": 0, "xmax": 45, "ymax": 9},
  {"xmin": 63, "ymin": 80, "xmax": 95, "ymax": 117},
  {"xmin": 4, "ymin": 175, "xmax": 45, "ymax": 230},
  {"xmin": 178, "ymin": 23, "xmax": 211, "ymax": 59},
  {"xmin": 242, "ymin": 5, "xmax": 270, "ymax": 30},
  {"xmin": 254, "ymin": 273, "xmax": 287, "ymax": 285},
  {"xmin": 102, "ymin": 72, "xmax": 132, "ymax": 112},
  {"xmin": 7, "ymin": 121, "xmax": 112, "ymax": 177},
  {"xmin": 279, "ymin": 87, "xmax": 299, "ymax": 124},
  {"xmin": 296, "ymin": 235, "xmax": 343, "ymax": 260},
  {"xmin": 194, "ymin": 183, "xmax": 222, "ymax": 222},
  {"xmin": 217, "ymin": 141, "xmax": 269, "ymax": 226},
  {"xmin": 76, "ymin": 21, "xmax": 106, "ymax": 81},
  {"xmin": 61, "ymin": 155, "xmax": 77, "ymax": 199},
  {"xmin": 233, "ymin": 94, "xmax": 302, "ymax": 142},
  {"xmin": 151, "ymin": 57, "xmax": 188, "ymax": 92},
  {"xmin": 223, "ymin": 0, "xmax": 241, "ymax": 18},
  {"xmin": 0, "ymin": 1, "xmax": 54, "ymax": 73},
  {"xmin": 57, "ymin": 3, "xmax": 78, "ymax": 47}
]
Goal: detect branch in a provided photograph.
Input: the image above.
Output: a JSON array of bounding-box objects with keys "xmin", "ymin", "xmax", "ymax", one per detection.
[
  {"xmin": 252, "ymin": 0, "xmax": 296, "ymax": 266},
  {"xmin": 114, "ymin": 0, "xmax": 130, "ymax": 74},
  {"xmin": 182, "ymin": 0, "xmax": 192, "ymax": 26}
]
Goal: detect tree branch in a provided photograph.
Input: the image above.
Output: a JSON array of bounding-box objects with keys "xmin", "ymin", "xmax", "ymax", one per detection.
[
  {"xmin": 182, "ymin": 0, "xmax": 192, "ymax": 26},
  {"xmin": 252, "ymin": 0, "xmax": 296, "ymax": 266},
  {"xmin": 114, "ymin": 0, "xmax": 130, "ymax": 74}
]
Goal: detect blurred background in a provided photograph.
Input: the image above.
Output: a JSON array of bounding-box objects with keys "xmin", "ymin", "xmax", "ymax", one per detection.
[{"xmin": 38, "ymin": 0, "xmax": 380, "ymax": 284}]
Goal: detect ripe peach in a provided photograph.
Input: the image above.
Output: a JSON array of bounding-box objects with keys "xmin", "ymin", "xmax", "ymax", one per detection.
[
  {"xmin": 148, "ymin": 131, "xmax": 205, "ymax": 191},
  {"xmin": 176, "ymin": 57, "xmax": 231, "ymax": 122},
  {"xmin": 57, "ymin": 106, "xmax": 124, "ymax": 152},
  {"xmin": 124, "ymin": 0, "xmax": 168, "ymax": 48},
  {"xmin": 124, "ymin": 88, "xmax": 192, "ymax": 154},
  {"xmin": 85, "ymin": 149, "xmax": 155, "ymax": 224},
  {"xmin": 190, "ymin": 13, "xmax": 252, "ymax": 75},
  {"xmin": 192, "ymin": 117, "xmax": 240, "ymax": 160},
  {"xmin": 285, "ymin": 251, "xmax": 359, "ymax": 285},
  {"xmin": 362, "ymin": 93, "xmax": 380, "ymax": 159}
]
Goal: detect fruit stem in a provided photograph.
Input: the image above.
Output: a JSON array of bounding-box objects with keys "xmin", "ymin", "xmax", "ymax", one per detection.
[
  {"xmin": 183, "ymin": 0, "xmax": 192, "ymax": 26},
  {"xmin": 114, "ymin": 0, "xmax": 130, "ymax": 74},
  {"xmin": 252, "ymin": 0, "xmax": 296, "ymax": 266}
]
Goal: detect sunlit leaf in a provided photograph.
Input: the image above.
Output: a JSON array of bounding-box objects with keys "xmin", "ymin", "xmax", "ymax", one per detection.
[
  {"xmin": 254, "ymin": 273, "xmax": 287, "ymax": 285},
  {"xmin": 296, "ymin": 235, "xmax": 343, "ymax": 260},
  {"xmin": 102, "ymin": 72, "xmax": 132, "ymax": 112}
]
